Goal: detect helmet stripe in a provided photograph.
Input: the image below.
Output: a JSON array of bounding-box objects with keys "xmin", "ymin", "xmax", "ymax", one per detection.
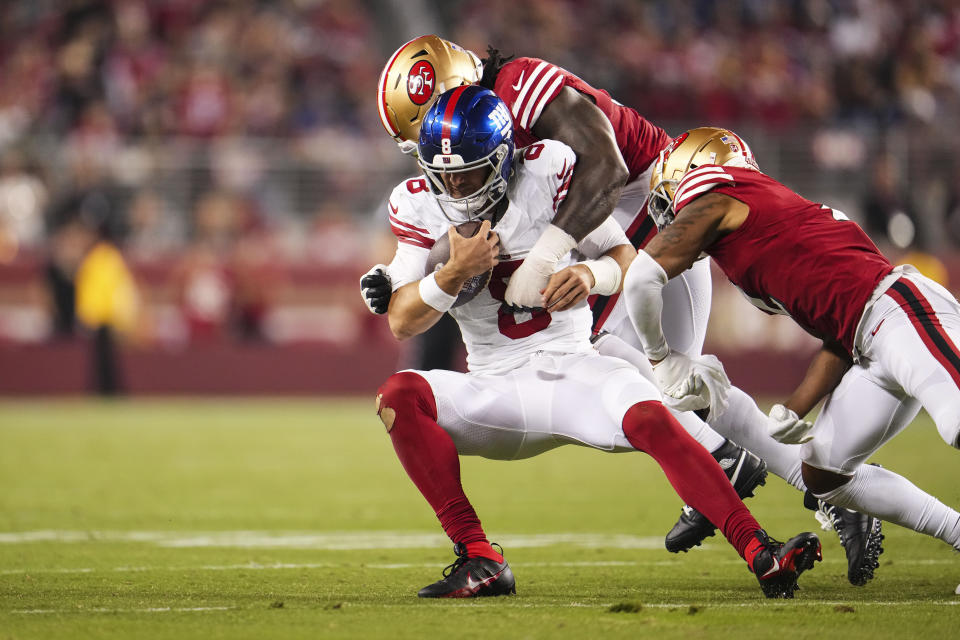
[
  {"xmin": 440, "ymin": 85, "xmax": 470, "ymax": 145},
  {"xmin": 727, "ymin": 130, "xmax": 753, "ymax": 161}
]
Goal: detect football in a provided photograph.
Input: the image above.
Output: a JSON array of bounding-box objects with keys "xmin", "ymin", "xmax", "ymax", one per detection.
[{"xmin": 424, "ymin": 220, "xmax": 492, "ymax": 308}]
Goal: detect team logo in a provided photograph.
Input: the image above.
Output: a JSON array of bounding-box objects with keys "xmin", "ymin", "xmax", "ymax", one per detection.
[
  {"xmin": 407, "ymin": 61, "xmax": 436, "ymax": 105},
  {"xmin": 720, "ymin": 135, "xmax": 740, "ymax": 153}
]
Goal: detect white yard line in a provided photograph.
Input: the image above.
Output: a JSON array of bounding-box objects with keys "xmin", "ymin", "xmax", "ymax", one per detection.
[
  {"xmin": 13, "ymin": 606, "xmax": 234, "ymax": 615},
  {"xmin": 0, "ymin": 530, "xmax": 670, "ymax": 550},
  {"xmin": 0, "ymin": 560, "xmax": 723, "ymax": 576}
]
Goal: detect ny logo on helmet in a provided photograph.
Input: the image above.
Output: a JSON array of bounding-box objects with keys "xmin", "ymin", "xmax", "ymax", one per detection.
[
  {"xmin": 408, "ymin": 61, "xmax": 436, "ymax": 105},
  {"xmin": 488, "ymin": 102, "xmax": 512, "ymax": 139}
]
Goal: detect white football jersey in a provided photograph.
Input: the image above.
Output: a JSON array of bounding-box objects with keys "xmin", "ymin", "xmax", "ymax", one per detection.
[{"xmin": 386, "ymin": 139, "xmax": 629, "ymax": 375}]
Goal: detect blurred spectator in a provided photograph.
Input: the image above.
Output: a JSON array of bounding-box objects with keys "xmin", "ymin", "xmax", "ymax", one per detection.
[
  {"xmin": 0, "ymin": 149, "xmax": 48, "ymax": 260},
  {"xmin": 862, "ymin": 152, "xmax": 917, "ymax": 249},
  {"xmin": 74, "ymin": 219, "xmax": 139, "ymax": 394}
]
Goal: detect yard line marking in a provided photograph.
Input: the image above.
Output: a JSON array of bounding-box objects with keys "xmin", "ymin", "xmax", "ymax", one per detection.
[
  {"xmin": 0, "ymin": 560, "xmax": 708, "ymax": 576},
  {"xmin": 0, "ymin": 530, "xmax": 671, "ymax": 550},
  {"xmin": 13, "ymin": 606, "xmax": 234, "ymax": 615}
]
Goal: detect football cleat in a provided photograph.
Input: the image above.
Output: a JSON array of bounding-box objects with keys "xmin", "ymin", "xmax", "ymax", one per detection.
[
  {"xmin": 665, "ymin": 440, "xmax": 768, "ymax": 553},
  {"xmin": 804, "ymin": 490, "xmax": 884, "ymax": 587},
  {"xmin": 417, "ymin": 543, "xmax": 516, "ymax": 598},
  {"xmin": 748, "ymin": 530, "xmax": 822, "ymax": 598}
]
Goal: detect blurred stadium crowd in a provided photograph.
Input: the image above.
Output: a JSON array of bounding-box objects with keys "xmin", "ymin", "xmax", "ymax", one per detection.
[{"xmin": 0, "ymin": 0, "xmax": 959, "ymax": 358}]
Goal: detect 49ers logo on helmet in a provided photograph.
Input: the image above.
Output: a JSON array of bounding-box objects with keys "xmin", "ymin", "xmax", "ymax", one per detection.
[{"xmin": 407, "ymin": 61, "xmax": 436, "ymax": 105}]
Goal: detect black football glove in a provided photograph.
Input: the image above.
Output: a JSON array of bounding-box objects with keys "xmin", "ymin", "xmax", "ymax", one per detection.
[{"xmin": 360, "ymin": 264, "xmax": 392, "ymax": 315}]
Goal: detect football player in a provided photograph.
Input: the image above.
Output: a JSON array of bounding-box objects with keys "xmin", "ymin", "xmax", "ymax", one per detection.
[
  {"xmin": 624, "ymin": 126, "xmax": 960, "ymax": 566},
  {"xmin": 377, "ymin": 85, "xmax": 821, "ymax": 599},
  {"xmin": 362, "ymin": 35, "xmax": 880, "ymax": 578}
]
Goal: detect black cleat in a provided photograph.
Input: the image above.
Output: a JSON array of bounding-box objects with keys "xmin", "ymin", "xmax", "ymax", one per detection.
[
  {"xmin": 749, "ymin": 530, "xmax": 822, "ymax": 598},
  {"xmin": 804, "ymin": 490, "xmax": 884, "ymax": 587},
  {"xmin": 417, "ymin": 543, "xmax": 516, "ymax": 598},
  {"xmin": 665, "ymin": 440, "xmax": 768, "ymax": 553}
]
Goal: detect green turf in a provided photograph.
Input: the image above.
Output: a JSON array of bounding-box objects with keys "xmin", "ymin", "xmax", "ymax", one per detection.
[{"xmin": 1, "ymin": 398, "xmax": 959, "ymax": 639}]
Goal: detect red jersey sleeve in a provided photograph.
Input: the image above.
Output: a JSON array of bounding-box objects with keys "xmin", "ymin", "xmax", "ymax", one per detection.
[
  {"xmin": 493, "ymin": 58, "xmax": 565, "ymax": 140},
  {"xmin": 672, "ymin": 165, "xmax": 737, "ymax": 214}
]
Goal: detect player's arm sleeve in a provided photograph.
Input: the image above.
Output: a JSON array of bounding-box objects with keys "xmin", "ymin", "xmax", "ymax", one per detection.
[
  {"xmin": 497, "ymin": 58, "xmax": 566, "ymax": 132},
  {"xmin": 530, "ymin": 86, "xmax": 628, "ymax": 241},
  {"xmin": 622, "ymin": 249, "xmax": 670, "ymax": 361},
  {"xmin": 577, "ymin": 216, "xmax": 629, "ymax": 259},
  {"xmin": 388, "ymin": 243, "xmax": 430, "ymax": 291}
]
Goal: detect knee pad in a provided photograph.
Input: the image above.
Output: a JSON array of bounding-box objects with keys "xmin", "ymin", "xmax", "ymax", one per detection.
[{"xmin": 376, "ymin": 371, "xmax": 435, "ymax": 432}]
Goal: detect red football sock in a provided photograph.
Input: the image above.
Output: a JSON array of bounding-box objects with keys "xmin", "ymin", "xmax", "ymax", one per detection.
[
  {"xmin": 621, "ymin": 401, "xmax": 761, "ymax": 560},
  {"xmin": 378, "ymin": 372, "xmax": 491, "ymax": 550}
]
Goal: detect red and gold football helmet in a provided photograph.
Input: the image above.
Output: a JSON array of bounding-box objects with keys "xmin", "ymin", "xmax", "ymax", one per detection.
[
  {"xmin": 377, "ymin": 35, "xmax": 483, "ymax": 154},
  {"xmin": 648, "ymin": 126, "xmax": 758, "ymax": 228}
]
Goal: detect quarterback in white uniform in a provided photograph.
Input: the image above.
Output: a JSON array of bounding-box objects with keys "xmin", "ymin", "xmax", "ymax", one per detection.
[{"xmin": 374, "ymin": 85, "xmax": 821, "ymax": 600}]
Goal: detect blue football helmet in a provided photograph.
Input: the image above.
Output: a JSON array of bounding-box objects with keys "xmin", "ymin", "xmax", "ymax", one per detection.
[{"xmin": 417, "ymin": 85, "xmax": 515, "ymax": 222}]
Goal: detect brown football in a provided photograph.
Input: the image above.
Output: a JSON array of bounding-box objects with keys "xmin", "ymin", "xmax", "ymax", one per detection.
[{"xmin": 424, "ymin": 220, "xmax": 492, "ymax": 308}]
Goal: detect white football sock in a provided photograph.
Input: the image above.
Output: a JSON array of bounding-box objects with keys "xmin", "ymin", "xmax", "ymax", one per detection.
[
  {"xmin": 708, "ymin": 386, "xmax": 806, "ymax": 491},
  {"xmin": 670, "ymin": 406, "xmax": 726, "ymax": 453},
  {"xmin": 818, "ymin": 462, "xmax": 960, "ymax": 550}
]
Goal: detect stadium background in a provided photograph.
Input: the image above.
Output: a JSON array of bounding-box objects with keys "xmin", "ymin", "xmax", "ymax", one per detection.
[{"xmin": 1, "ymin": 0, "xmax": 959, "ymax": 396}]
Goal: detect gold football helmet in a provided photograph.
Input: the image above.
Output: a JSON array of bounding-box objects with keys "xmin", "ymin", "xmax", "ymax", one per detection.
[
  {"xmin": 648, "ymin": 126, "xmax": 758, "ymax": 228},
  {"xmin": 377, "ymin": 35, "xmax": 483, "ymax": 154}
]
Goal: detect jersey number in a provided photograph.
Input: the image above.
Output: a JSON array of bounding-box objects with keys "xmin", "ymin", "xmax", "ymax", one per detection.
[
  {"xmin": 522, "ymin": 143, "xmax": 544, "ymax": 161},
  {"xmin": 488, "ymin": 260, "xmax": 552, "ymax": 338},
  {"xmin": 406, "ymin": 178, "xmax": 429, "ymax": 194}
]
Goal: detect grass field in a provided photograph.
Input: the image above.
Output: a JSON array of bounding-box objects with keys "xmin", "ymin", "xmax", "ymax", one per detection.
[{"xmin": 1, "ymin": 398, "xmax": 959, "ymax": 639}]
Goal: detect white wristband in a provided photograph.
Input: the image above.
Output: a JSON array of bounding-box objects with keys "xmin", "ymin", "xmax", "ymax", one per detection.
[
  {"xmin": 418, "ymin": 271, "xmax": 457, "ymax": 312},
  {"xmin": 583, "ymin": 255, "xmax": 622, "ymax": 295}
]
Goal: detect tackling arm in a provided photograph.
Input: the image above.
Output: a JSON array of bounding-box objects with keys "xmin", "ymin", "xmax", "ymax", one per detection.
[
  {"xmin": 623, "ymin": 192, "xmax": 746, "ymax": 359},
  {"xmin": 784, "ymin": 340, "xmax": 852, "ymax": 418},
  {"xmin": 533, "ymin": 87, "xmax": 629, "ymax": 240},
  {"xmin": 503, "ymin": 87, "xmax": 628, "ymax": 308},
  {"xmin": 541, "ymin": 243, "xmax": 635, "ymax": 312},
  {"xmin": 766, "ymin": 340, "xmax": 851, "ymax": 444}
]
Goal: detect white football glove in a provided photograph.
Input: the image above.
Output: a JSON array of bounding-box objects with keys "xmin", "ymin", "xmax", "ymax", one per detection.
[
  {"xmin": 652, "ymin": 351, "xmax": 731, "ymax": 418},
  {"xmin": 767, "ymin": 404, "xmax": 814, "ymax": 444},
  {"xmin": 692, "ymin": 354, "xmax": 731, "ymax": 419},
  {"xmin": 504, "ymin": 225, "xmax": 577, "ymax": 309}
]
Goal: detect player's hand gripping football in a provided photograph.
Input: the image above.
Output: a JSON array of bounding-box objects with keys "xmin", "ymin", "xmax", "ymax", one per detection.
[
  {"xmin": 444, "ymin": 219, "xmax": 500, "ymax": 282},
  {"xmin": 766, "ymin": 404, "xmax": 814, "ymax": 444},
  {"xmin": 360, "ymin": 264, "xmax": 391, "ymax": 315},
  {"xmin": 652, "ymin": 350, "xmax": 731, "ymax": 419}
]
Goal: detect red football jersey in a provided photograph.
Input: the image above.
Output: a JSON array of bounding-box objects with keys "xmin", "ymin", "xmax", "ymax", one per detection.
[
  {"xmin": 673, "ymin": 165, "xmax": 894, "ymax": 352},
  {"xmin": 492, "ymin": 57, "xmax": 670, "ymax": 183}
]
